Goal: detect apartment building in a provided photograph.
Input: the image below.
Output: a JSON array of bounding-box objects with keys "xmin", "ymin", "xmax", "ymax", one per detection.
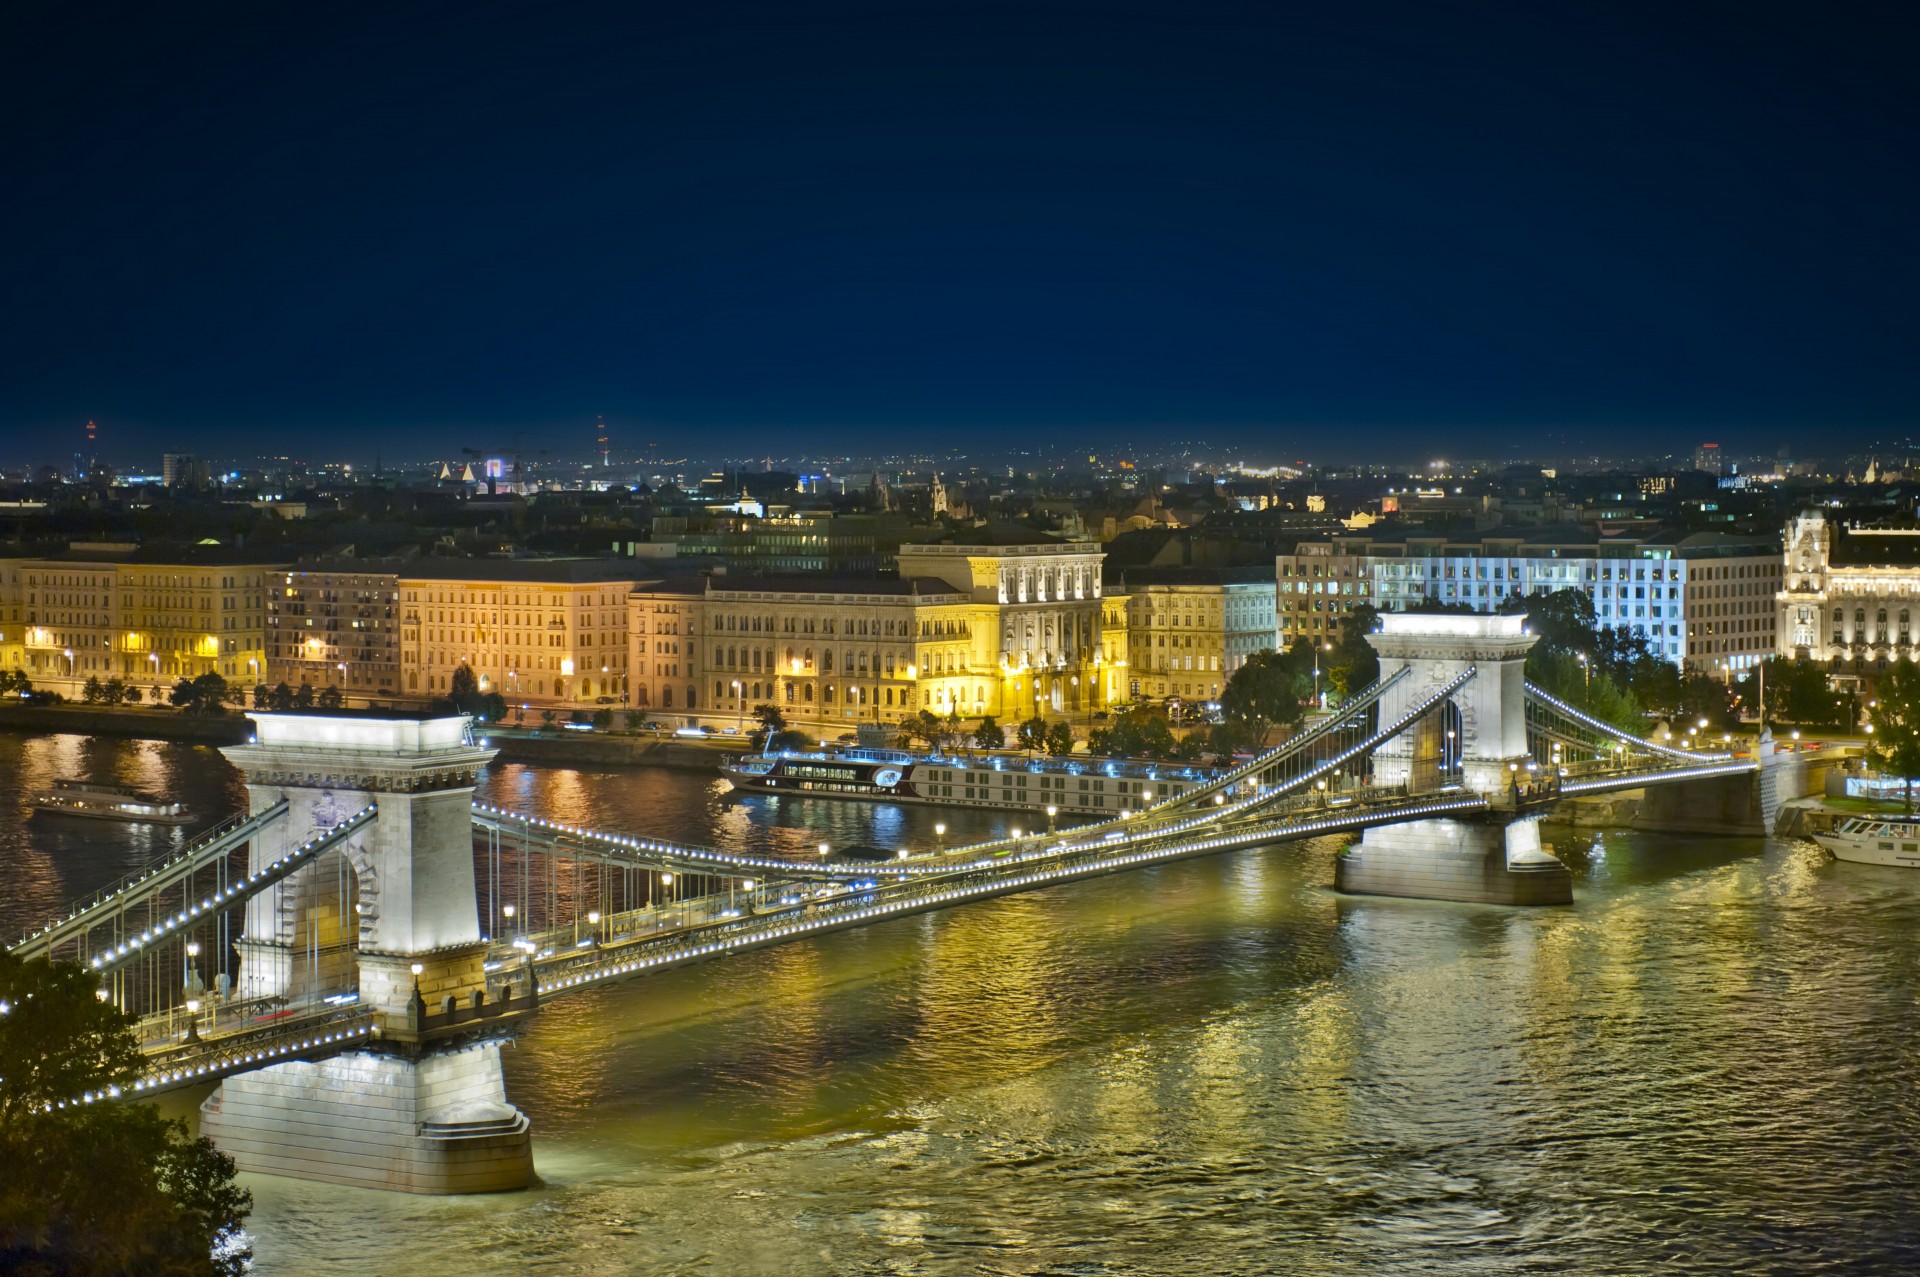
[
  {"xmin": 396, "ymin": 560, "xmax": 651, "ymax": 709},
  {"xmin": 1278, "ymin": 530, "xmax": 1780, "ymax": 673},
  {"xmin": 1121, "ymin": 566, "xmax": 1278, "ymax": 702},
  {"xmin": 267, "ymin": 562, "xmax": 404, "ymax": 703},
  {"xmin": 0, "ymin": 548, "xmax": 280, "ymax": 699}
]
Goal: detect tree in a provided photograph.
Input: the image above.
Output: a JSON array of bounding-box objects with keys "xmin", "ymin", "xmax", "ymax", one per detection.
[
  {"xmin": 1045, "ymin": 721, "xmax": 1076, "ymax": 756},
  {"xmin": 0, "ymin": 951, "xmax": 251, "ymax": 1274},
  {"xmin": 168, "ymin": 673, "xmax": 230, "ymax": 716},
  {"xmin": 1321, "ymin": 603, "xmax": 1381, "ymax": 700},
  {"xmin": 540, "ymin": 710, "xmax": 557, "ymax": 730},
  {"xmin": 1219, "ymin": 648, "xmax": 1309, "ymax": 746},
  {"xmin": 252, "ymin": 683, "xmax": 271, "ymax": 710},
  {"xmin": 902, "ymin": 709, "xmax": 943, "ymax": 751},
  {"xmin": 123, "ymin": 684, "xmax": 143, "ymax": 704},
  {"xmin": 592, "ymin": 708, "xmax": 614, "ymax": 731},
  {"xmin": 81, "ymin": 676, "xmax": 105, "ymax": 705},
  {"xmin": 268, "ymin": 682, "xmax": 296, "ymax": 711},
  {"xmin": 1017, "ymin": 715, "xmax": 1048, "ymax": 754},
  {"xmin": 0, "ymin": 670, "xmax": 30, "ymax": 697},
  {"xmin": 315, "ymin": 686, "xmax": 344, "ymax": 709},
  {"xmin": 293, "ymin": 683, "xmax": 315, "ymax": 709},
  {"xmin": 448, "ymin": 664, "xmax": 480, "ymax": 705},
  {"xmin": 102, "ymin": 678, "xmax": 125, "ymax": 706},
  {"xmin": 1868, "ymin": 658, "xmax": 1920, "ymax": 812},
  {"xmin": 752, "ymin": 704, "xmax": 786, "ymax": 733},
  {"xmin": 973, "ymin": 715, "xmax": 1005, "ymax": 750}
]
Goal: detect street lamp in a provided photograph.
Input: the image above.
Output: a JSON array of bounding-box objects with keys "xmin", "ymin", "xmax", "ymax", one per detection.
[
  {"xmin": 934, "ymin": 822, "xmax": 946, "ymax": 851},
  {"xmin": 63, "ymin": 648, "xmax": 73, "ymax": 681},
  {"xmin": 733, "ymin": 679, "xmax": 744, "ymax": 733},
  {"xmin": 502, "ymin": 902, "xmax": 516, "ymax": 938},
  {"xmin": 1046, "ymin": 804, "xmax": 1057, "ymax": 831}
]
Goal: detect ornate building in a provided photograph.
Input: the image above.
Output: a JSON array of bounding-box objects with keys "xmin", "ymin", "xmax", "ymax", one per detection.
[{"xmin": 1779, "ymin": 509, "xmax": 1920, "ymax": 686}]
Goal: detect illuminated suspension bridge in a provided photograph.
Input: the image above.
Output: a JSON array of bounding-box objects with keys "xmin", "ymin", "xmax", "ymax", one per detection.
[{"xmin": 10, "ymin": 613, "xmax": 1803, "ymax": 1194}]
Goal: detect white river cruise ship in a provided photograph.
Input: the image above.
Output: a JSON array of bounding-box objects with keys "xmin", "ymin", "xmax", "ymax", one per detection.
[{"xmin": 721, "ymin": 747, "xmax": 1222, "ymax": 818}]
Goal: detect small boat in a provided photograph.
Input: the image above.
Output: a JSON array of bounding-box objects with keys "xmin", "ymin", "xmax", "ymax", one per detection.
[
  {"xmin": 31, "ymin": 778, "xmax": 194, "ymax": 825},
  {"xmin": 1813, "ymin": 814, "xmax": 1920, "ymax": 867}
]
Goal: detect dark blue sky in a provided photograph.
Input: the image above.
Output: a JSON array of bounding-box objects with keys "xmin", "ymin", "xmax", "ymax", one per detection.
[{"xmin": 3, "ymin": 0, "xmax": 1915, "ymax": 464}]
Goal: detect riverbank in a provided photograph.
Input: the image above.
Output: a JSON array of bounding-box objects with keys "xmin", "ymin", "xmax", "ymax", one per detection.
[
  {"xmin": 483, "ymin": 730, "xmax": 727, "ymax": 772},
  {"xmin": 0, "ymin": 703, "xmax": 250, "ymax": 745}
]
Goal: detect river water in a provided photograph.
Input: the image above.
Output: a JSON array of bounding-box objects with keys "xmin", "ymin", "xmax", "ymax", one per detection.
[{"xmin": 3, "ymin": 732, "xmax": 1918, "ymax": 1275}]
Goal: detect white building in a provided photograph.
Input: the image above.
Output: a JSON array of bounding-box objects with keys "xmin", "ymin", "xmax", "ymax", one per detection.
[
  {"xmin": 1780, "ymin": 509, "xmax": 1920, "ymax": 687},
  {"xmin": 1278, "ymin": 530, "xmax": 1779, "ymax": 673}
]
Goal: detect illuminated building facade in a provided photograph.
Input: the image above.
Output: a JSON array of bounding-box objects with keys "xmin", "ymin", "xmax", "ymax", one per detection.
[
  {"xmin": 267, "ymin": 564, "xmax": 404, "ymax": 702},
  {"xmin": 1281, "ymin": 530, "xmax": 1779, "ymax": 673},
  {"xmin": 1122, "ymin": 567, "xmax": 1278, "ymax": 702},
  {"xmin": 396, "ymin": 561, "xmax": 644, "ymax": 711},
  {"xmin": 628, "ymin": 541, "xmax": 1128, "ymax": 733},
  {"xmin": 895, "ymin": 540, "xmax": 1112, "ymax": 724},
  {"xmin": 1780, "ymin": 510, "xmax": 1920, "ymax": 687},
  {"xmin": 0, "ymin": 552, "xmax": 278, "ymax": 699}
]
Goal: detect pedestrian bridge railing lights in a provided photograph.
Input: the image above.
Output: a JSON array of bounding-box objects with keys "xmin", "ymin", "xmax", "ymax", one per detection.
[
  {"xmin": 10, "ymin": 798, "xmax": 293, "ymax": 958},
  {"xmin": 83, "ymin": 803, "xmax": 379, "ymax": 975}
]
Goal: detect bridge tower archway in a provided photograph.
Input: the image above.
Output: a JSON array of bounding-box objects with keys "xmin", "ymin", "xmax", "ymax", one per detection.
[
  {"xmin": 204, "ymin": 713, "xmax": 533, "ymax": 1194},
  {"xmin": 1365, "ymin": 613, "xmax": 1536, "ymax": 793},
  {"xmin": 1341, "ymin": 613, "xmax": 1572, "ymax": 906}
]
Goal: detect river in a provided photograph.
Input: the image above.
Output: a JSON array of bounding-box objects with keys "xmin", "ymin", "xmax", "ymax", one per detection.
[{"xmin": 2, "ymin": 732, "xmax": 1917, "ymax": 1275}]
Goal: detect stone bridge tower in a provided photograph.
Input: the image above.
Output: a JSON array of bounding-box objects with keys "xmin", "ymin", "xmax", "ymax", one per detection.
[
  {"xmin": 200, "ymin": 713, "xmax": 533, "ymax": 1193},
  {"xmin": 1338, "ymin": 613, "xmax": 1572, "ymax": 906}
]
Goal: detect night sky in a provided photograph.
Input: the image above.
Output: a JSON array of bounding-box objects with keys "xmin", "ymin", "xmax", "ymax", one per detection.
[{"xmin": 3, "ymin": 1, "xmax": 1915, "ymax": 463}]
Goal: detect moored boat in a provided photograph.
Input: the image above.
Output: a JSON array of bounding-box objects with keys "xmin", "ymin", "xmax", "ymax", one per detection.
[
  {"xmin": 1813, "ymin": 814, "xmax": 1920, "ymax": 867},
  {"xmin": 31, "ymin": 778, "xmax": 195, "ymax": 825},
  {"xmin": 721, "ymin": 746, "xmax": 1220, "ymax": 818}
]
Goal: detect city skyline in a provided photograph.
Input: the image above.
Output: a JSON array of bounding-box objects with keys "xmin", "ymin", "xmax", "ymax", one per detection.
[{"xmin": 6, "ymin": 2, "xmax": 1916, "ymax": 460}]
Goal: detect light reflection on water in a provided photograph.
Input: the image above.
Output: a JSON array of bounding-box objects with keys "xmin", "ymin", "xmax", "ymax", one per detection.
[{"xmin": 4, "ymin": 734, "xmax": 1920, "ymax": 1273}]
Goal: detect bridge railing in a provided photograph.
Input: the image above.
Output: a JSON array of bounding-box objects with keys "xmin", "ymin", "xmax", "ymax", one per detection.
[
  {"xmin": 11, "ymin": 799, "xmax": 292, "ymax": 958},
  {"xmin": 523, "ymin": 787, "xmax": 1496, "ymax": 1001},
  {"xmin": 1522, "ymin": 681, "xmax": 1733, "ymax": 764},
  {"xmin": 82, "ymin": 803, "xmax": 378, "ymax": 976}
]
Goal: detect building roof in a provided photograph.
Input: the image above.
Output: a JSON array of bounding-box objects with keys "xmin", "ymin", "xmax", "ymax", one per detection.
[
  {"xmin": 902, "ymin": 522, "xmax": 1075, "ymax": 548},
  {"xmin": 1830, "ymin": 523, "xmax": 1920, "ymax": 567},
  {"xmin": 703, "ymin": 573, "xmax": 968, "ymax": 600},
  {"xmin": 27, "ymin": 543, "xmax": 294, "ymax": 566},
  {"xmin": 1121, "ymin": 565, "xmax": 1277, "ymax": 587},
  {"xmin": 391, "ymin": 557, "xmax": 670, "ymax": 585}
]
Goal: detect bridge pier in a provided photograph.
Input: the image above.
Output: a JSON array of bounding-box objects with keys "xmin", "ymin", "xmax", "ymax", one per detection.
[
  {"xmin": 1338, "ymin": 614, "xmax": 1570, "ymax": 905},
  {"xmin": 198, "ymin": 1042, "xmax": 532, "ymax": 1194},
  {"xmin": 197, "ymin": 713, "xmax": 535, "ymax": 1194},
  {"xmin": 1336, "ymin": 815, "xmax": 1572, "ymax": 905}
]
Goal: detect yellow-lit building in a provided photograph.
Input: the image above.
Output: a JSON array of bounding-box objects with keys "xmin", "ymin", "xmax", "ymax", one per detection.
[
  {"xmin": 628, "ymin": 574, "xmax": 978, "ymax": 732},
  {"xmin": 397, "ymin": 561, "xmax": 648, "ymax": 712},
  {"xmin": 896, "ymin": 539, "xmax": 1112, "ymax": 724},
  {"xmin": 1122, "ymin": 567, "xmax": 1278, "ymax": 702},
  {"xmin": 0, "ymin": 550, "xmax": 278, "ymax": 700},
  {"xmin": 629, "ymin": 539, "xmax": 1129, "ymax": 736},
  {"xmin": 267, "ymin": 563, "xmax": 404, "ymax": 703}
]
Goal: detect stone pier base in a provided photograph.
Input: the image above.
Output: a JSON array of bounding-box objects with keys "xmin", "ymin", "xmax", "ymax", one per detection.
[
  {"xmin": 199, "ymin": 1042, "xmax": 533, "ymax": 1194},
  {"xmin": 1336, "ymin": 816, "xmax": 1572, "ymax": 905}
]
